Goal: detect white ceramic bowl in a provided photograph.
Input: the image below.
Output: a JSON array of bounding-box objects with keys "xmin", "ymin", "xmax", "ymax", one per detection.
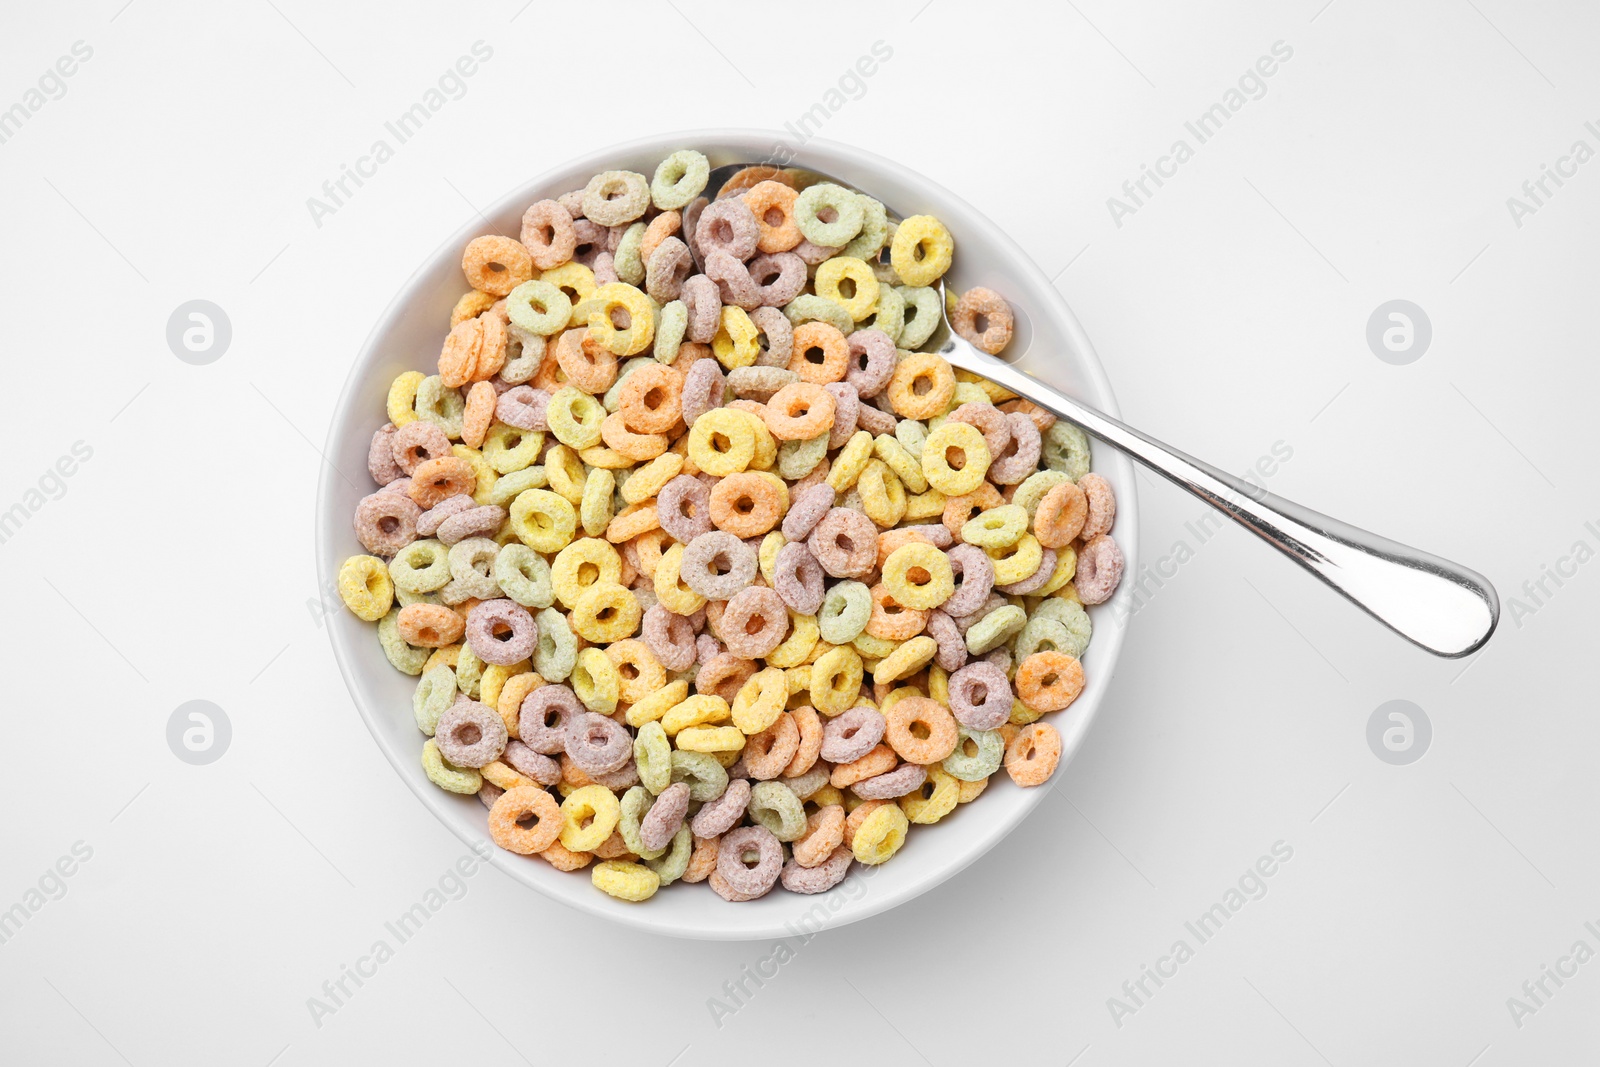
[{"xmin": 317, "ymin": 130, "xmax": 1139, "ymax": 940}]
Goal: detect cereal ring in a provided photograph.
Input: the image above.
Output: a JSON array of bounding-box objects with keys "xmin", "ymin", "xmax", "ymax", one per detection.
[
  {"xmin": 421, "ymin": 738, "xmax": 481, "ymax": 794},
  {"xmin": 728, "ymin": 366, "xmax": 797, "ymax": 402},
  {"xmin": 783, "ymin": 704, "xmax": 823, "ymax": 777},
  {"xmin": 1034, "ymin": 480, "xmax": 1088, "ymax": 548},
  {"xmin": 818, "ymin": 580, "xmax": 872, "ymax": 645},
  {"xmin": 642, "ymin": 603, "xmax": 697, "ymax": 671},
  {"xmin": 890, "ymin": 215, "xmax": 954, "ymax": 287},
  {"xmin": 814, "ymin": 257, "xmax": 880, "ymax": 320},
  {"xmin": 396, "ymin": 602, "xmax": 464, "ymax": 648},
  {"xmin": 850, "ymin": 802, "xmax": 909, "ymax": 865},
  {"xmin": 488, "ymin": 785, "xmax": 562, "ymax": 854},
  {"xmin": 1016, "ymin": 650, "xmax": 1085, "ymax": 713},
  {"xmin": 387, "ymin": 371, "xmax": 425, "ymax": 429},
  {"xmin": 679, "ymin": 531, "xmax": 757, "ymax": 600},
  {"xmin": 888, "ymin": 352, "xmax": 956, "ymax": 421},
  {"xmin": 694, "ymin": 196, "xmax": 760, "ymax": 260},
  {"xmin": 392, "ymin": 420, "xmax": 453, "ymax": 477},
  {"xmin": 519, "ymin": 199, "xmax": 577, "ymax": 270},
  {"xmin": 711, "ymin": 304, "xmax": 761, "ymax": 369},
  {"xmin": 874, "ymin": 635, "xmax": 937, "ymax": 686},
  {"xmin": 502, "ymin": 739, "xmax": 560, "ymax": 786},
  {"xmin": 338, "ymin": 555, "xmax": 393, "ymax": 622},
  {"xmin": 582, "ymin": 170, "xmax": 650, "ymax": 226},
  {"xmin": 943, "ymin": 726, "xmax": 1004, "ymax": 782},
  {"xmin": 986, "ymin": 412, "xmax": 1042, "ymax": 485},
  {"xmin": 680, "ymin": 356, "xmax": 726, "ymax": 427},
  {"xmin": 794, "ymin": 183, "xmax": 864, "ymax": 248},
  {"xmin": 924, "ymin": 609, "xmax": 968, "ymax": 672},
  {"xmin": 881, "ymin": 542, "xmax": 955, "ymax": 611},
  {"xmin": 893, "ymin": 284, "xmax": 939, "ymax": 348},
  {"xmin": 920, "ymin": 421, "xmax": 990, "ymax": 496},
  {"xmin": 820, "ymin": 705, "xmax": 886, "ymax": 764},
  {"xmin": 791, "ymin": 804, "xmax": 845, "ymax": 868},
  {"xmin": 691, "ymin": 777, "xmax": 751, "ymax": 837},
  {"xmin": 651, "ymin": 150, "xmax": 709, "ymax": 210},
  {"xmin": 788, "ymin": 321, "xmax": 850, "ymax": 384},
  {"xmin": 947, "ymin": 660, "xmax": 1013, "ymax": 731},
  {"xmin": 434, "ymin": 697, "xmax": 507, "ymax": 768},
  {"xmin": 831, "ymin": 742, "xmax": 898, "ymax": 789},
  {"xmin": 949, "ymin": 402, "xmax": 1012, "ymax": 462},
  {"xmin": 368, "ymin": 424, "xmax": 403, "ymax": 485},
  {"xmin": 718, "ymin": 586, "xmax": 789, "ymax": 659},
  {"xmin": 749, "ymin": 305, "xmax": 794, "ymax": 368},
  {"xmin": 461, "ymin": 382, "xmax": 498, "ymax": 450},
  {"xmin": 644, "ymin": 235, "xmax": 693, "ymax": 303},
  {"xmin": 710, "ymin": 473, "xmax": 784, "ymax": 539},
  {"xmin": 580, "ymin": 283, "xmax": 655, "ymax": 358},
  {"xmin": 781, "ymin": 844, "xmax": 853, "ymax": 893},
  {"xmin": 462, "ymin": 235, "xmax": 533, "ymax": 297},
  {"xmin": 354, "ymin": 491, "xmax": 421, "ymax": 556},
  {"xmin": 463, "ymin": 598, "xmax": 536, "ymax": 665},
  {"xmin": 656, "ymin": 474, "xmax": 713, "ymax": 543},
  {"xmin": 671, "ymin": 750, "xmax": 729, "ymax": 802},
  {"xmin": 1042, "ymin": 421, "xmax": 1092, "ymax": 481},
  {"xmin": 744, "ymin": 180, "xmax": 802, "ymax": 252},
  {"xmin": 639, "ymin": 781, "xmax": 690, "ymax": 852},
  {"xmin": 748, "ymin": 780, "xmax": 807, "ymax": 841},
  {"xmin": 562, "ymin": 710, "xmax": 630, "ymax": 776},
  {"xmin": 716, "ymin": 825, "xmax": 783, "ymax": 897},
  {"xmin": 780, "ymin": 483, "xmax": 835, "ymax": 542},
  {"xmin": 494, "ymin": 386, "xmax": 550, "ymax": 433},
  {"xmin": 559, "ymin": 783, "xmax": 622, "ymax": 852},
  {"xmin": 783, "ymin": 293, "xmax": 853, "ymax": 337},
  {"xmin": 853, "ymin": 762, "xmax": 927, "ymax": 800},
  {"xmin": 1078, "ymin": 472, "xmax": 1117, "ymax": 539},
  {"xmin": 772, "ymin": 542, "xmax": 825, "ymax": 615},
  {"xmin": 591, "ymin": 859, "xmax": 660, "ymax": 901},
  {"xmin": 408, "ymin": 456, "xmax": 477, "ymax": 510},
  {"xmin": 806, "ymin": 508, "xmax": 878, "ymax": 580},
  {"xmin": 639, "ymin": 210, "xmax": 681, "ymax": 264},
  {"xmin": 844, "ymin": 329, "xmax": 897, "ymax": 399},
  {"xmin": 519, "ymin": 683, "xmax": 584, "ymax": 755},
  {"xmin": 1005, "ymin": 721, "xmax": 1062, "ymax": 787},
  {"xmin": 949, "ymin": 287, "xmax": 1014, "ymax": 354},
  {"xmin": 761, "ymin": 382, "xmax": 835, "ymax": 441},
  {"xmin": 996, "ymin": 545, "xmax": 1056, "ymax": 596},
  {"xmin": 1074, "ymin": 534, "xmax": 1123, "ymax": 605},
  {"xmin": 613, "ymin": 222, "xmax": 648, "ymax": 286},
  {"xmin": 810, "ymin": 645, "xmax": 864, "ymax": 716},
  {"xmin": 866, "ymin": 583, "xmax": 927, "ymax": 641}
]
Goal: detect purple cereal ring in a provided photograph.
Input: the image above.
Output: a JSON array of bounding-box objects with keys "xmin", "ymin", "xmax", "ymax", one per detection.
[
  {"xmin": 855, "ymin": 403, "xmax": 897, "ymax": 436},
  {"xmin": 853, "ymin": 762, "xmax": 927, "ymax": 800},
  {"xmin": 750, "ymin": 305, "xmax": 794, "ymax": 367},
  {"xmin": 680, "ymin": 531, "xmax": 757, "ymax": 600},
  {"xmin": 806, "ymin": 508, "xmax": 878, "ymax": 579},
  {"xmin": 682, "ymin": 196, "xmax": 709, "ymax": 269},
  {"xmin": 645, "ymin": 236, "xmax": 693, "ymax": 303},
  {"xmin": 691, "ymin": 777, "xmax": 751, "ymax": 837},
  {"xmin": 354, "ymin": 491, "xmax": 420, "ymax": 556},
  {"xmin": 564, "ymin": 711, "xmax": 632, "ymax": 774},
  {"xmin": 495, "ymin": 386, "xmax": 550, "ymax": 432},
  {"xmin": 748, "ymin": 252, "xmax": 807, "ymax": 307},
  {"xmin": 773, "ymin": 541, "xmax": 825, "ymax": 615},
  {"xmin": 518, "ymin": 684, "xmax": 584, "ymax": 755},
  {"xmin": 1076, "ymin": 533, "xmax": 1124, "ymax": 605},
  {"xmin": 391, "ymin": 420, "xmax": 453, "ymax": 476},
  {"xmin": 716, "ymin": 825, "xmax": 783, "ymax": 897},
  {"xmin": 820, "ymin": 706, "xmax": 886, "ymax": 764},
  {"xmin": 926, "ymin": 610, "xmax": 968, "ymax": 671},
  {"xmin": 640, "ymin": 782, "xmax": 691, "ymax": 852},
  {"xmin": 845, "ymin": 329, "xmax": 897, "ymax": 398},
  {"xmin": 557, "ymin": 189, "xmax": 585, "ymax": 218},
  {"xmin": 502, "ymin": 739, "xmax": 561, "ymax": 786},
  {"xmin": 695, "ymin": 197, "xmax": 760, "ymax": 260},
  {"xmin": 949, "ymin": 403, "xmax": 1012, "ymax": 459},
  {"xmin": 642, "ymin": 603, "xmax": 697, "ymax": 671},
  {"xmin": 983, "ymin": 647, "xmax": 1012, "ymax": 675},
  {"xmin": 519, "ymin": 199, "xmax": 577, "ymax": 270},
  {"xmin": 591, "ymin": 250, "xmax": 618, "ymax": 286},
  {"xmin": 681, "ymin": 275, "xmax": 722, "ymax": 344},
  {"xmin": 657, "ymin": 474, "xmax": 713, "ymax": 543},
  {"xmin": 781, "ymin": 845, "xmax": 852, "ymax": 894},
  {"xmin": 705, "ymin": 250, "xmax": 762, "ymax": 310},
  {"xmin": 437, "ymin": 505, "xmax": 507, "ymax": 546},
  {"xmin": 478, "ymin": 782, "xmax": 503, "ymax": 809},
  {"xmin": 719, "ymin": 586, "xmax": 789, "ymax": 658},
  {"xmin": 998, "ymin": 547, "xmax": 1057, "ymax": 595},
  {"xmin": 943, "ymin": 543, "xmax": 996, "ymax": 617},
  {"xmin": 948, "ymin": 660, "xmax": 1013, "ymax": 730},
  {"xmin": 417, "ymin": 494, "xmax": 474, "ymax": 538},
  {"xmin": 433, "ymin": 698, "xmax": 507, "ymax": 768},
  {"xmin": 1079, "ymin": 473, "xmax": 1117, "ymax": 539},
  {"xmin": 381, "ymin": 476, "xmax": 413, "ymax": 498},
  {"xmin": 680, "ymin": 355, "xmax": 725, "ymax": 426},
  {"xmin": 571, "ymin": 218, "xmax": 607, "ymax": 267},
  {"xmin": 696, "ymin": 652, "xmax": 757, "ymax": 704},
  {"xmin": 823, "ymin": 382, "xmax": 860, "ymax": 449},
  {"xmin": 908, "ymin": 523, "xmax": 955, "ymax": 549},
  {"xmin": 987, "ymin": 412, "xmax": 1043, "ymax": 485},
  {"xmin": 781, "ymin": 483, "xmax": 836, "ymax": 541},
  {"xmin": 465, "ymin": 598, "xmax": 537, "ymax": 666},
  {"xmin": 592, "ymin": 759, "xmax": 641, "ymax": 792},
  {"xmin": 696, "ymin": 633, "xmax": 723, "ymax": 666},
  {"xmin": 791, "ymin": 238, "xmax": 841, "ymax": 266},
  {"xmin": 368, "ymin": 424, "xmax": 402, "ymax": 485}
]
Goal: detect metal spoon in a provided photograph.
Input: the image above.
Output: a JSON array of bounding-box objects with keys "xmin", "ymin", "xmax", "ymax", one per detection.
[{"xmin": 703, "ymin": 163, "xmax": 1499, "ymax": 658}]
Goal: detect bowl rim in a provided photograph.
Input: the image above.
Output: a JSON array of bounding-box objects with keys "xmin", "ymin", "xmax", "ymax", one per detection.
[{"xmin": 316, "ymin": 127, "xmax": 1139, "ymax": 940}]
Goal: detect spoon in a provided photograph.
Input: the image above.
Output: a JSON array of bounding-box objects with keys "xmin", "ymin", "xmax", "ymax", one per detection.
[{"xmin": 702, "ymin": 162, "xmax": 1499, "ymax": 658}]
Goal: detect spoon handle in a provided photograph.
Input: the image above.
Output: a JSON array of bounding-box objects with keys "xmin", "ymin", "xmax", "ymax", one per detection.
[{"xmin": 938, "ymin": 338, "xmax": 1498, "ymax": 658}]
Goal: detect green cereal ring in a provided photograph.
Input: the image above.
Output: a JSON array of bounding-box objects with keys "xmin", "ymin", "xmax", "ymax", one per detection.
[
  {"xmin": 646, "ymin": 825, "xmax": 693, "ymax": 886},
  {"xmin": 894, "ymin": 418, "xmax": 928, "ymax": 463},
  {"xmin": 483, "ymin": 423, "xmax": 543, "ymax": 474},
  {"xmin": 1043, "ymin": 422, "xmax": 1092, "ymax": 482},
  {"xmin": 1013, "ymin": 470, "xmax": 1069, "ymax": 521},
  {"xmin": 493, "ymin": 544, "xmax": 554, "ymax": 609},
  {"xmin": 455, "ymin": 642, "xmax": 485, "ymax": 698},
  {"xmin": 483, "ymin": 465, "xmax": 548, "ymax": 507},
  {"xmin": 777, "ymin": 431, "xmax": 830, "ymax": 480},
  {"xmin": 794, "ymin": 183, "xmax": 864, "ymax": 248},
  {"xmin": 582, "ymin": 170, "xmax": 650, "ymax": 226},
  {"xmin": 748, "ymin": 780, "xmax": 807, "ymax": 842},
  {"xmin": 654, "ymin": 300, "xmax": 688, "ymax": 362},
  {"xmin": 670, "ymin": 750, "xmax": 729, "ymax": 802},
  {"xmin": 415, "ymin": 375, "xmax": 465, "ymax": 439},
  {"xmin": 614, "ymin": 222, "xmax": 648, "ymax": 286},
  {"xmin": 377, "ymin": 608, "xmax": 430, "ymax": 675},
  {"xmin": 819, "ymin": 580, "xmax": 872, "ymax": 645},
  {"xmin": 962, "ymin": 504, "xmax": 1028, "ymax": 549},
  {"xmin": 942, "ymin": 726, "xmax": 1004, "ymax": 782},
  {"xmin": 547, "ymin": 386, "xmax": 605, "ymax": 450},
  {"xmin": 634, "ymin": 720, "xmax": 672, "ymax": 794},
  {"xmin": 506, "ymin": 280, "xmax": 572, "ymax": 337},
  {"xmin": 1014, "ymin": 617, "xmax": 1074, "ymax": 662},
  {"xmin": 619, "ymin": 786, "xmax": 669, "ymax": 861},
  {"xmin": 394, "ymin": 586, "xmax": 443, "ymax": 608},
  {"xmin": 651, "ymin": 150, "xmax": 709, "ymax": 210},
  {"xmin": 413, "ymin": 665, "xmax": 458, "ymax": 735},
  {"xmin": 535, "ymin": 607, "xmax": 577, "ymax": 681},
  {"xmin": 1032, "ymin": 597, "xmax": 1092, "ymax": 659},
  {"xmin": 965, "ymin": 604, "xmax": 1027, "ymax": 656},
  {"xmin": 390, "ymin": 539, "xmax": 451, "ymax": 594},
  {"xmin": 859, "ymin": 284, "xmax": 904, "ymax": 345},
  {"xmin": 422, "ymin": 738, "xmax": 481, "ymax": 794},
  {"xmin": 840, "ymin": 195, "xmax": 889, "ymax": 261},
  {"xmin": 896, "ymin": 286, "xmax": 942, "ymax": 350},
  {"xmin": 783, "ymin": 294, "xmax": 854, "ymax": 336}
]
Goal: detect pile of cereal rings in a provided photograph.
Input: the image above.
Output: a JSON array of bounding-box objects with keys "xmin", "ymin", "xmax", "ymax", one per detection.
[{"xmin": 338, "ymin": 149, "xmax": 1125, "ymax": 903}]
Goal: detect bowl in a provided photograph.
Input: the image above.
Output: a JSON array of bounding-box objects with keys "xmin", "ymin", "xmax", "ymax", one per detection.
[{"xmin": 316, "ymin": 129, "xmax": 1139, "ymax": 940}]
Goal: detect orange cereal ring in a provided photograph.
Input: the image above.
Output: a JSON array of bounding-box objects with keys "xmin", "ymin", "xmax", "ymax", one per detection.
[
  {"xmin": 883, "ymin": 695, "xmax": 958, "ymax": 764},
  {"xmin": 1014, "ymin": 651, "xmax": 1085, "ymax": 712},
  {"xmin": 866, "ymin": 583, "xmax": 929, "ymax": 641},
  {"xmin": 520, "ymin": 199, "xmax": 578, "ymax": 269},
  {"xmin": 943, "ymin": 483, "xmax": 1004, "ymax": 543},
  {"xmin": 949, "ymin": 286, "xmax": 1014, "ymax": 355},
  {"xmin": 744, "ymin": 712, "xmax": 801, "ymax": 779},
  {"xmin": 605, "ymin": 503, "xmax": 660, "ymax": 543},
  {"xmin": 719, "ymin": 165, "xmax": 793, "ymax": 197},
  {"xmin": 1004, "ymin": 721, "xmax": 1062, "ymax": 786},
  {"xmin": 683, "ymin": 834, "xmax": 719, "ymax": 883},
  {"xmin": 438, "ymin": 317, "xmax": 485, "ymax": 388},
  {"xmin": 831, "ymin": 743, "xmax": 898, "ymax": 789},
  {"xmin": 461, "ymin": 381, "xmax": 497, "ymax": 449},
  {"xmin": 709, "ymin": 472, "xmax": 785, "ymax": 538},
  {"xmin": 487, "ymin": 785, "xmax": 562, "ymax": 854},
  {"xmin": 555, "ymin": 327, "xmax": 618, "ymax": 394},
  {"xmin": 538, "ymin": 838, "xmax": 593, "ymax": 871},
  {"xmin": 630, "ymin": 528, "xmax": 671, "ymax": 578},
  {"xmin": 639, "ymin": 210, "xmax": 681, "ymax": 263},
  {"xmin": 592, "ymin": 830, "xmax": 633, "ymax": 860},
  {"xmin": 1033, "ymin": 481, "xmax": 1088, "ymax": 548},
  {"xmin": 784, "ymin": 704, "xmax": 824, "ymax": 777},
  {"xmin": 396, "ymin": 603, "xmax": 465, "ymax": 648},
  {"xmin": 408, "ymin": 456, "xmax": 478, "ymax": 509},
  {"xmin": 462, "ymin": 234, "xmax": 533, "ymax": 297},
  {"xmin": 762, "ymin": 382, "xmax": 836, "ymax": 441},
  {"xmin": 601, "ymin": 411, "xmax": 669, "ymax": 461},
  {"xmin": 788, "ymin": 322, "xmax": 850, "ymax": 384},
  {"xmin": 887, "ymin": 352, "xmax": 956, "ymax": 419},
  {"xmin": 605, "ymin": 638, "xmax": 666, "ymax": 703},
  {"xmin": 743, "ymin": 180, "xmax": 802, "ymax": 253},
  {"xmin": 792, "ymin": 804, "xmax": 845, "ymax": 867},
  {"xmin": 473, "ymin": 309, "xmax": 509, "ymax": 382},
  {"xmin": 616, "ymin": 363, "xmax": 684, "ymax": 434},
  {"xmin": 999, "ymin": 397, "xmax": 1057, "ymax": 432}
]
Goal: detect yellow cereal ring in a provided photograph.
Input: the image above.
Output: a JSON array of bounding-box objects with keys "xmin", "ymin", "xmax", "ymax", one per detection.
[
  {"xmin": 758, "ymin": 530, "xmax": 787, "ymax": 585},
  {"xmin": 687, "ymin": 409, "xmax": 757, "ymax": 477},
  {"xmin": 873, "ymin": 433, "xmax": 929, "ymax": 493},
  {"xmin": 582, "ymin": 283, "xmax": 655, "ymax": 356},
  {"xmin": 1035, "ymin": 543, "xmax": 1079, "ymax": 596},
  {"xmin": 881, "ymin": 542, "xmax": 955, "ymax": 611},
  {"xmin": 813, "ymin": 256, "xmax": 880, "ymax": 320},
  {"xmin": 852, "ymin": 631, "xmax": 901, "ymax": 660},
  {"xmin": 620, "ymin": 452, "xmax": 684, "ymax": 504},
  {"xmin": 539, "ymin": 261, "xmax": 597, "ymax": 314},
  {"xmin": 551, "ymin": 538, "xmax": 623, "ymax": 608},
  {"xmin": 921, "ymin": 420, "xmax": 990, "ymax": 495},
  {"xmin": 451, "ymin": 444, "xmax": 498, "ymax": 504},
  {"xmin": 810, "ymin": 645, "xmax": 863, "ymax": 715},
  {"xmin": 544, "ymin": 444, "xmax": 587, "ymax": 504},
  {"xmin": 480, "ymin": 759, "xmax": 533, "ymax": 792},
  {"xmin": 510, "ymin": 489, "xmax": 578, "ymax": 553},
  {"xmin": 712, "ymin": 305, "xmax": 761, "ymax": 369},
  {"xmin": 900, "ymin": 764, "xmax": 960, "ymax": 824},
  {"xmin": 560, "ymin": 784, "xmax": 621, "ymax": 852},
  {"xmin": 988, "ymin": 533, "xmax": 1043, "ymax": 587},
  {"xmin": 482, "ymin": 422, "xmax": 542, "ymax": 475},
  {"xmin": 873, "ymin": 635, "xmax": 937, "ymax": 686},
  {"xmin": 764, "ymin": 611, "xmax": 819, "ymax": 669},
  {"xmin": 624, "ymin": 680, "xmax": 689, "ymax": 728},
  {"xmin": 338, "ymin": 554, "xmax": 393, "ymax": 622},
  {"xmin": 569, "ymin": 582, "xmax": 641, "ymax": 644},
  {"xmin": 857, "ymin": 459, "xmax": 906, "ymax": 528},
  {"xmin": 851, "ymin": 802, "xmax": 910, "ymax": 864},
  {"xmin": 732, "ymin": 667, "xmax": 788, "ymax": 735},
  {"xmin": 548, "ymin": 386, "xmax": 606, "ymax": 449},
  {"xmin": 825, "ymin": 431, "xmax": 875, "ymax": 492},
  {"xmin": 905, "ymin": 488, "xmax": 947, "ymax": 520},
  {"xmin": 591, "ymin": 859, "xmax": 661, "ymax": 902},
  {"xmin": 479, "ymin": 661, "xmax": 529, "ymax": 714},
  {"xmin": 421, "ymin": 739, "xmax": 481, "ymax": 794},
  {"xmin": 580, "ymin": 467, "xmax": 616, "ymax": 538},
  {"xmin": 387, "ymin": 371, "xmax": 426, "ymax": 427},
  {"xmin": 675, "ymin": 725, "xmax": 747, "ymax": 753},
  {"xmin": 662, "ymin": 694, "xmax": 732, "ymax": 738},
  {"xmin": 652, "ymin": 542, "xmax": 707, "ymax": 615},
  {"xmin": 890, "ymin": 215, "xmax": 954, "ymax": 287}
]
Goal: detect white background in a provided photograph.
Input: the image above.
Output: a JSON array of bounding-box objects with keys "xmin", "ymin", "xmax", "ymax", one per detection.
[{"xmin": 2, "ymin": 1, "xmax": 1596, "ymax": 1064}]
